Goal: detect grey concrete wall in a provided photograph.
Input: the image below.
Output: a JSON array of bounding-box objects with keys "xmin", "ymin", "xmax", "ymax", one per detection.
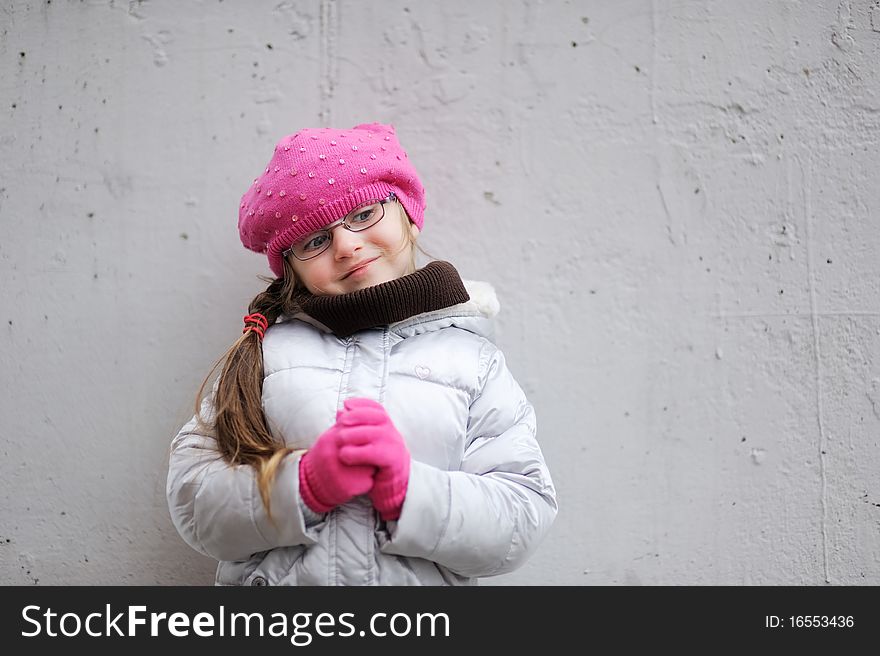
[{"xmin": 1, "ymin": 0, "xmax": 878, "ymax": 585}]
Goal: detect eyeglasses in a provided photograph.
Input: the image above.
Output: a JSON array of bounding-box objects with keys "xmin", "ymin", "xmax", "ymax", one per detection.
[{"xmin": 283, "ymin": 193, "xmax": 397, "ymax": 261}]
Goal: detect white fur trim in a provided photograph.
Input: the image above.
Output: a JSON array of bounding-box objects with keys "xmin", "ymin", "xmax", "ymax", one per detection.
[{"xmin": 461, "ymin": 279, "xmax": 500, "ymax": 318}]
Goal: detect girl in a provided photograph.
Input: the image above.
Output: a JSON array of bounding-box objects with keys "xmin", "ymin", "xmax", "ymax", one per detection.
[{"xmin": 166, "ymin": 122, "xmax": 557, "ymax": 586}]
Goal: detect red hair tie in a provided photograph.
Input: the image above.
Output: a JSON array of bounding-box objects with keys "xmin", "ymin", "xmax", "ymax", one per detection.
[{"xmin": 242, "ymin": 312, "xmax": 269, "ymax": 340}]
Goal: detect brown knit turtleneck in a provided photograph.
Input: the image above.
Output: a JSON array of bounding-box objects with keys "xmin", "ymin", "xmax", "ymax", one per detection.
[{"xmin": 292, "ymin": 260, "xmax": 470, "ymax": 337}]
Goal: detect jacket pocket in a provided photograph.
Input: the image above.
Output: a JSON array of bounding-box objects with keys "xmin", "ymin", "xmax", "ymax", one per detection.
[
  {"xmin": 239, "ymin": 545, "xmax": 308, "ymax": 586},
  {"xmin": 214, "ymin": 553, "xmax": 264, "ymax": 586}
]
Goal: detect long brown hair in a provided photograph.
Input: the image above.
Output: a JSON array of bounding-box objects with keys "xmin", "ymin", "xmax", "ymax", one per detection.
[{"xmin": 193, "ymin": 206, "xmax": 435, "ymax": 519}]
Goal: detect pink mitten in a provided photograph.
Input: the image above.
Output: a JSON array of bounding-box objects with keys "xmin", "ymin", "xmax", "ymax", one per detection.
[
  {"xmin": 298, "ymin": 414, "xmax": 376, "ymax": 514},
  {"xmin": 337, "ymin": 398, "xmax": 411, "ymax": 521}
]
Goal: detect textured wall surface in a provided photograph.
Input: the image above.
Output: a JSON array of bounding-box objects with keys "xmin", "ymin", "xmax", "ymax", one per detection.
[{"xmin": 1, "ymin": 0, "xmax": 878, "ymax": 585}]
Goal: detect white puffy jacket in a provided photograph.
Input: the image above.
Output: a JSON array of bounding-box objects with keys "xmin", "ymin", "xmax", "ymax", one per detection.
[{"xmin": 167, "ymin": 279, "xmax": 557, "ymax": 585}]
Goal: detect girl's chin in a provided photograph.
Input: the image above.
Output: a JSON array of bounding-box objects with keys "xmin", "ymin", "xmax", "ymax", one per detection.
[{"xmin": 345, "ymin": 275, "xmax": 383, "ymax": 290}]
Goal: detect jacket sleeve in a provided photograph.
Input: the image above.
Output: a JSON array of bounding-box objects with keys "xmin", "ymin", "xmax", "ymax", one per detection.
[
  {"xmin": 166, "ymin": 382, "xmax": 325, "ymax": 562},
  {"xmin": 379, "ymin": 341, "xmax": 558, "ymax": 577}
]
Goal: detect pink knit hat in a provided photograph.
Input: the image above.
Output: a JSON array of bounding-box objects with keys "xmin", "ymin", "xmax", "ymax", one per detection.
[{"xmin": 238, "ymin": 122, "xmax": 426, "ymax": 278}]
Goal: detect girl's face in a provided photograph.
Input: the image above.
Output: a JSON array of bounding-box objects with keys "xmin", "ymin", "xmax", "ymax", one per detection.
[{"xmin": 288, "ymin": 201, "xmax": 420, "ymax": 296}]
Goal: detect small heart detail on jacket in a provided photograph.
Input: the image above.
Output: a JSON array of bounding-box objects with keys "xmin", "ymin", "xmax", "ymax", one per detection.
[{"xmin": 415, "ymin": 365, "xmax": 431, "ymax": 379}]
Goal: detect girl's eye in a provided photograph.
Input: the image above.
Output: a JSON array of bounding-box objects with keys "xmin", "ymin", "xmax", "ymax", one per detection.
[
  {"xmin": 303, "ymin": 233, "xmax": 328, "ymax": 251},
  {"xmin": 351, "ymin": 206, "xmax": 378, "ymax": 224}
]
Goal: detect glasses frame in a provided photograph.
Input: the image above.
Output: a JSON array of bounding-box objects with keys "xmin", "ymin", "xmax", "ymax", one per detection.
[{"xmin": 283, "ymin": 192, "xmax": 398, "ymax": 261}]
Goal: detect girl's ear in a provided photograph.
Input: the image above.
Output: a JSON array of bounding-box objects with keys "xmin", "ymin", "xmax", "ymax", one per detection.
[{"xmin": 409, "ymin": 221, "xmax": 420, "ymax": 240}]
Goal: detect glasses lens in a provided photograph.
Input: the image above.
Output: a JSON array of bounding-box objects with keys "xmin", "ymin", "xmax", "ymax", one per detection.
[
  {"xmin": 292, "ymin": 229, "xmax": 332, "ymax": 259},
  {"xmin": 345, "ymin": 201, "xmax": 385, "ymax": 231}
]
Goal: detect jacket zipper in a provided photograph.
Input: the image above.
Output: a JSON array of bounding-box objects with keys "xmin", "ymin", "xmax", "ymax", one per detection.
[{"xmin": 331, "ymin": 335, "xmax": 355, "ymax": 585}]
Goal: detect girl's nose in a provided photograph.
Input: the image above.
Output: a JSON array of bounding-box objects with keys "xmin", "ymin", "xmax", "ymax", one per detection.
[{"xmin": 331, "ymin": 225, "xmax": 362, "ymax": 258}]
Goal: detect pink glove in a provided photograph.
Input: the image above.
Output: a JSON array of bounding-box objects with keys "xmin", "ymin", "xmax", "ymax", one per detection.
[
  {"xmin": 337, "ymin": 398, "xmax": 411, "ymax": 521},
  {"xmin": 298, "ymin": 412, "xmax": 376, "ymax": 514}
]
